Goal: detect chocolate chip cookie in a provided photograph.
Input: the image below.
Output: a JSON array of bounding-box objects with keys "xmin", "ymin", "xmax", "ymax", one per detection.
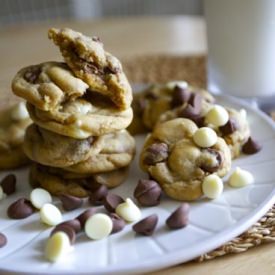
[
  {"xmin": 0, "ymin": 102, "xmax": 31, "ymax": 169},
  {"xmin": 30, "ymin": 163, "xmax": 129, "ymax": 197},
  {"xmin": 215, "ymin": 108, "xmax": 250, "ymax": 158},
  {"xmin": 27, "ymin": 91, "xmax": 133, "ymax": 139},
  {"xmin": 128, "ymin": 81, "xmax": 215, "ymax": 134},
  {"xmin": 48, "ymin": 28, "xmax": 132, "ymax": 110},
  {"xmin": 12, "ymin": 62, "xmax": 88, "ymax": 111},
  {"xmin": 140, "ymin": 118, "xmax": 231, "ymax": 201},
  {"xmin": 24, "ymin": 124, "xmax": 135, "ymax": 173}
]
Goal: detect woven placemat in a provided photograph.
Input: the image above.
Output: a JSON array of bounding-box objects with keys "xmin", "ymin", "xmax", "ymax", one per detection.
[{"xmin": 122, "ymin": 54, "xmax": 275, "ymax": 261}]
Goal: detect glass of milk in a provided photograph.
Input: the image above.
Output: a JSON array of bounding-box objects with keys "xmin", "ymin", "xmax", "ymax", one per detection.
[{"xmin": 204, "ymin": 0, "xmax": 275, "ymax": 98}]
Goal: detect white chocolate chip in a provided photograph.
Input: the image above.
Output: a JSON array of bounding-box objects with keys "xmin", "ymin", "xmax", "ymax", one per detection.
[
  {"xmin": 11, "ymin": 102, "xmax": 29, "ymax": 121},
  {"xmin": 205, "ymin": 105, "xmax": 229, "ymax": 127},
  {"xmin": 30, "ymin": 188, "xmax": 52, "ymax": 209},
  {"xmin": 115, "ymin": 198, "xmax": 141, "ymax": 222},
  {"xmin": 166, "ymin": 81, "xmax": 188, "ymax": 90},
  {"xmin": 240, "ymin": 109, "xmax": 247, "ymax": 120},
  {"xmin": 193, "ymin": 127, "xmax": 218, "ymax": 148},
  {"xmin": 45, "ymin": 232, "xmax": 71, "ymax": 262},
  {"xmin": 40, "ymin": 203, "xmax": 62, "ymax": 226},
  {"xmin": 84, "ymin": 213, "xmax": 113, "ymax": 240},
  {"xmin": 0, "ymin": 186, "xmax": 7, "ymax": 200},
  {"xmin": 65, "ymin": 100, "xmax": 92, "ymax": 115},
  {"xmin": 75, "ymin": 120, "xmax": 82, "ymax": 127},
  {"xmin": 202, "ymin": 174, "xmax": 224, "ymax": 199},
  {"xmin": 228, "ymin": 167, "xmax": 254, "ymax": 188}
]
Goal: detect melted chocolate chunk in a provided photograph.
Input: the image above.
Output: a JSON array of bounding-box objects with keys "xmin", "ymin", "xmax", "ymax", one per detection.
[
  {"xmin": 219, "ymin": 118, "xmax": 238, "ymax": 135},
  {"xmin": 242, "ymin": 137, "xmax": 262, "ymax": 155},
  {"xmin": 171, "ymin": 86, "xmax": 191, "ymax": 107},
  {"xmin": 83, "ymin": 62, "xmax": 101, "ymax": 75},
  {"xmin": 23, "ymin": 66, "xmax": 41, "ymax": 83},
  {"xmin": 191, "ymin": 115, "xmax": 205, "ymax": 127},
  {"xmin": 104, "ymin": 66, "xmax": 121, "ymax": 74},
  {"xmin": 178, "ymin": 93, "xmax": 202, "ymax": 120},
  {"xmin": 188, "ymin": 93, "xmax": 202, "ymax": 110},
  {"xmin": 143, "ymin": 143, "xmax": 169, "ymax": 165},
  {"xmin": 179, "ymin": 104, "xmax": 200, "ymax": 119},
  {"xmin": 200, "ymin": 148, "xmax": 223, "ymax": 173}
]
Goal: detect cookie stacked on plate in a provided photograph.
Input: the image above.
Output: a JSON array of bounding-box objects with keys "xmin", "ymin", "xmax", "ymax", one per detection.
[{"xmin": 12, "ymin": 28, "xmax": 135, "ymax": 197}]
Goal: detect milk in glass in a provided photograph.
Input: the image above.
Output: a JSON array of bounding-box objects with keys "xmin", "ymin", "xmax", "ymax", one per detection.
[{"xmin": 204, "ymin": 0, "xmax": 275, "ymax": 97}]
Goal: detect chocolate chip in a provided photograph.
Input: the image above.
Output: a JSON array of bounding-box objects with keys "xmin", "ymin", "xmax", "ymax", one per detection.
[
  {"xmin": 1, "ymin": 174, "xmax": 16, "ymax": 195},
  {"xmin": 58, "ymin": 219, "xmax": 81, "ymax": 233},
  {"xmin": 7, "ymin": 198, "xmax": 35, "ymax": 219},
  {"xmin": 191, "ymin": 115, "xmax": 205, "ymax": 127},
  {"xmin": 59, "ymin": 194, "xmax": 83, "ymax": 211},
  {"xmin": 134, "ymin": 179, "xmax": 162, "ymax": 206},
  {"xmin": 51, "ymin": 224, "xmax": 76, "ymax": 244},
  {"xmin": 200, "ymin": 148, "xmax": 223, "ymax": 173},
  {"xmin": 104, "ymin": 66, "xmax": 121, "ymax": 74},
  {"xmin": 103, "ymin": 193, "xmax": 124, "ymax": 213},
  {"xmin": 242, "ymin": 137, "xmax": 262, "ymax": 155},
  {"xmin": 23, "ymin": 66, "xmax": 41, "ymax": 83},
  {"xmin": 188, "ymin": 93, "xmax": 202, "ymax": 110},
  {"xmin": 76, "ymin": 208, "xmax": 96, "ymax": 229},
  {"xmin": 219, "ymin": 118, "xmax": 238, "ymax": 135},
  {"xmin": 89, "ymin": 184, "xmax": 108, "ymax": 205},
  {"xmin": 171, "ymin": 86, "xmax": 191, "ymax": 107},
  {"xmin": 179, "ymin": 104, "xmax": 200, "ymax": 119},
  {"xmin": 0, "ymin": 233, "xmax": 7, "ymax": 248},
  {"xmin": 143, "ymin": 143, "xmax": 169, "ymax": 165},
  {"xmin": 133, "ymin": 214, "xmax": 158, "ymax": 236},
  {"xmin": 109, "ymin": 213, "xmax": 126, "ymax": 234},
  {"xmin": 166, "ymin": 203, "xmax": 189, "ymax": 229},
  {"xmin": 84, "ymin": 62, "xmax": 100, "ymax": 75}
]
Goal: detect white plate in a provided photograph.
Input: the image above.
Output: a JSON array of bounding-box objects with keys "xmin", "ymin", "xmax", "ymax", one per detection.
[{"xmin": 0, "ymin": 95, "xmax": 274, "ymax": 275}]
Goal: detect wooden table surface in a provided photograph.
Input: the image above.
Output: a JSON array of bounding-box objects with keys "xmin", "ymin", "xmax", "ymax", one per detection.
[{"xmin": 0, "ymin": 16, "xmax": 274, "ymax": 275}]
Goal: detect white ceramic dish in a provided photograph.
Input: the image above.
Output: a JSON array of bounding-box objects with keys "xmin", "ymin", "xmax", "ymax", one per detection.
[{"xmin": 0, "ymin": 95, "xmax": 274, "ymax": 275}]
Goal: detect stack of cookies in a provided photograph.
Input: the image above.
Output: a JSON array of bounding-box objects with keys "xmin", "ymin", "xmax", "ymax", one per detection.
[{"xmin": 12, "ymin": 28, "xmax": 135, "ymax": 197}]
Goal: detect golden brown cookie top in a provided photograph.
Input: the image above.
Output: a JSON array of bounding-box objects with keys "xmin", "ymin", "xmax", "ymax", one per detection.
[
  {"xmin": 12, "ymin": 62, "xmax": 89, "ymax": 111},
  {"xmin": 48, "ymin": 28, "xmax": 132, "ymax": 110},
  {"xmin": 140, "ymin": 118, "xmax": 231, "ymax": 201},
  {"xmin": 129, "ymin": 81, "xmax": 215, "ymax": 134}
]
